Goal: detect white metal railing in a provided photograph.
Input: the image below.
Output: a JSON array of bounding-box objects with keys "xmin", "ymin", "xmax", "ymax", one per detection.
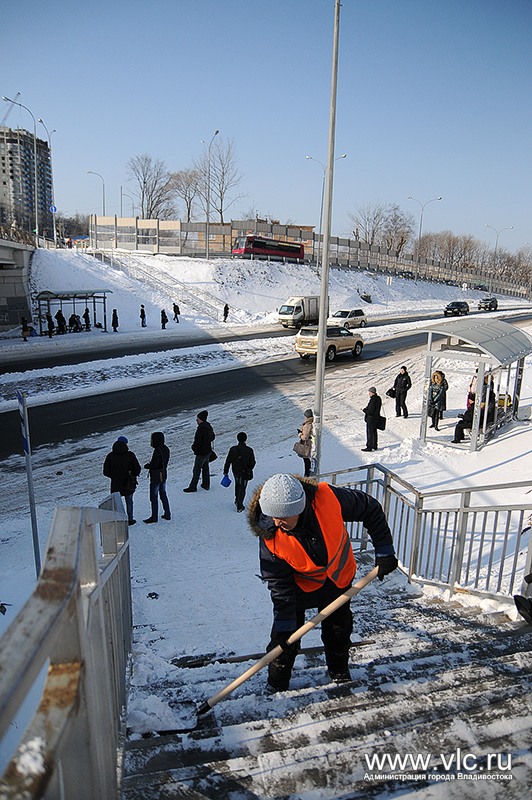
[
  {"xmin": 319, "ymin": 464, "xmax": 532, "ymax": 602},
  {"xmin": 0, "ymin": 494, "xmax": 131, "ymax": 800}
]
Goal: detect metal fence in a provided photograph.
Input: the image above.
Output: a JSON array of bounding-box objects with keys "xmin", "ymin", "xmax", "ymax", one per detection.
[
  {"xmin": 320, "ymin": 464, "xmax": 532, "ymax": 603},
  {"xmin": 0, "ymin": 494, "xmax": 132, "ymax": 800}
]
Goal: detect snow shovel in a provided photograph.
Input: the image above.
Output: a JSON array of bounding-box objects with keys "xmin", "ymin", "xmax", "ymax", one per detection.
[{"xmin": 152, "ymin": 566, "xmax": 379, "ymax": 735}]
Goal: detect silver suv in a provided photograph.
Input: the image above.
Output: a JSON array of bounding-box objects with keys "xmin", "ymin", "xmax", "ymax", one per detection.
[
  {"xmin": 295, "ymin": 325, "xmax": 364, "ymax": 362},
  {"xmin": 327, "ymin": 308, "xmax": 367, "ymax": 329}
]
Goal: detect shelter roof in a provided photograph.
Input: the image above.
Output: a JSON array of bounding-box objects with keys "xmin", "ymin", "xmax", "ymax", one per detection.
[
  {"xmin": 36, "ymin": 290, "xmax": 112, "ymax": 299},
  {"xmin": 424, "ymin": 318, "xmax": 532, "ymax": 367}
]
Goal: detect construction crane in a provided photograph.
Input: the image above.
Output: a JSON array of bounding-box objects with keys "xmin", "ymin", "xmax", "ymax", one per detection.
[{"xmin": 1, "ymin": 92, "xmax": 21, "ymax": 126}]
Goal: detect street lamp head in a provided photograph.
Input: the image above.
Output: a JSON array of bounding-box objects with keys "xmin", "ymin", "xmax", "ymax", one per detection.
[
  {"xmin": 214, "ymin": 129, "xmax": 219, "ymax": 136},
  {"xmin": 2, "ymin": 96, "xmax": 11, "ymax": 103},
  {"xmin": 437, "ymin": 196, "xmax": 443, "ymax": 201},
  {"xmin": 338, "ymin": 153, "xmax": 347, "ymax": 159}
]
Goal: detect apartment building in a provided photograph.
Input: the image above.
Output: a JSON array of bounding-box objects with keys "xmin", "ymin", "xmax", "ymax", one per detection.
[{"xmin": 0, "ymin": 126, "xmax": 53, "ymax": 237}]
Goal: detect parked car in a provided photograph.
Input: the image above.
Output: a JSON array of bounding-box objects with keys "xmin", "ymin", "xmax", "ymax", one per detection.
[
  {"xmin": 327, "ymin": 308, "xmax": 367, "ymax": 329},
  {"xmin": 295, "ymin": 325, "xmax": 364, "ymax": 362},
  {"xmin": 444, "ymin": 301, "xmax": 469, "ymax": 317},
  {"xmin": 478, "ymin": 296, "xmax": 498, "ymax": 311}
]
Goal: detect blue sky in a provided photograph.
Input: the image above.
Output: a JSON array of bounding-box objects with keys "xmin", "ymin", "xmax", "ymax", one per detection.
[{"xmin": 3, "ymin": 0, "xmax": 531, "ymax": 252}]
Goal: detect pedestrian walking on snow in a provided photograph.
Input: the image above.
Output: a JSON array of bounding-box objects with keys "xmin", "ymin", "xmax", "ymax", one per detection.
[
  {"xmin": 83, "ymin": 307, "xmax": 91, "ymax": 331},
  {"xmin": 294, "ymin": 409, "xmax": 314, "ymax": 477},
  {"xmin": 161, "ymin": 309, "xmax": 168, "ymax": 330},
  {"xmin": 46, "ymin": 313, "xmax": 55, "ymax": 339},
  {"xmin": 248, "ymin": 473, "xmax": 398, "ymax": 691},
  {"xmin": 112, "ymin": 309, "xmax": 119, "ymax": 333},
  {"xmin": 393, "ymin": 366, "xmax": 412, "ymax": 418},
  {"xmin": 103, "ymin": 435, "xmax": 142, "ymax": 525},
  {"xmin": 223, "ymin": 303, "xmax": 229, "ymax": 322},
  {"xmin": 173, "ymin": 302, "xmax": 180, "ymax": 323},
  {"xmin": 140, "ymin": 304, "xmax": 147, "ymax": 327},
  {"xmin": 183, "ymin": 410, "xmax": 215, "ymax": 492},
  {"xmin": 143, "ymin": 432, "xmax": 171, "ymax": 523},
  {"xmin": 362, "ymin": 387, "xmax": 381, "ymax": 451},
  {"xmin": 223, "ymin": 432, "xmax": 256, "ymax": 512}
]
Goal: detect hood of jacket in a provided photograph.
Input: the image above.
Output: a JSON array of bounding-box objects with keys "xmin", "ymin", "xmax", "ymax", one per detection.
[
  {"xmin": 247, "ymin": 476, "xmax": 319, "ymax": 540},
  {"xmin": 112, "ymin": 440, "xmax": 129, "ymax": 455}
]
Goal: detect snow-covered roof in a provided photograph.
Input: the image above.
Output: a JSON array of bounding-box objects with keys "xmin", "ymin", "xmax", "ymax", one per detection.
[{"xmin": 424, "ymin": 318, "xmax": 532, "ymax": 367}]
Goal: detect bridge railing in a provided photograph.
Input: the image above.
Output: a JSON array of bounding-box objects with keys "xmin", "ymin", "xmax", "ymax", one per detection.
[
  {"xmin": 320, "ymin": 464, "xmax": 532, "ymax": 603},
  {"xmin": 0, "ymin": 494, "xmax": 132, "ymax": 800}
]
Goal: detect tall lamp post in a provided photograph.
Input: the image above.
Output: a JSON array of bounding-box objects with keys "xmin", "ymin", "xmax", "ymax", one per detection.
[
  {"xmin": 120, "ymin": 186, "xmax": 136, "ymax": 216},
  {"xmin": 38, "ymin": 118, "xmax": 57, "ymax": 247},
  {"xmin": 205, "ymin": 129, "xmax": 219, "ymax": 260},
  {"xmin": 485, "ymin": 224, "xmax": 513, "ymax": 293},
  {"xmin": 406, "ymin": 194, "xmax": 442, "ymax": 281},
  {"xmin": 86, "ymin": 170, "xmax": 106, "ymax": 216},
  {"xmin": 3, "ymin": 96, "xmax": 39, "ymax": 246},
  {"xmin": 305, "ymin": 153, "xmax": 347, "ymax": 277}
]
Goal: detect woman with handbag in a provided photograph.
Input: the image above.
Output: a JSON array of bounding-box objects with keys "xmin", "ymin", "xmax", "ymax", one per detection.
[
  {"xmin": 293, "ymin": 409, "xmax": 314, "ymax": 477},
  {"xmin": 103, "ymin": 435, "xmax": 142, "ymax": 525},
  {"xmin": 223, "ymin": 432, "xmax": 256, "ymax": 512},
  {"xmin": 143, "ymin": 431, "xmax": 171, "ymax": 523}
]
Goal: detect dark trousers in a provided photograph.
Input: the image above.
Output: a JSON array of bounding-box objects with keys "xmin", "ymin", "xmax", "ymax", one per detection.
[
  {"xmin": 303, "ymin": 457, "xmax": 312, "ymax": 477},
  {"xmin": 430, "ymin": 409, "xmax": 441, "ymax": 429},
  {"xmin": 268, "ymin": 581, "xmax": 353, "ymax": 690},
  {"xmin": 124, "ymin": 493, "xmax": 134, "ymax": 522},
  {"xmin": 395, "ymin": 391, "xmax": 408, "ymax": 417},
  {"xmin": 234, "ymin": 476, "xmax": 249, "ymax": 510},
  {"xmin": 149, "ymin": 481, "xmax": 170, "ymax": 520},
  {"xmin": 366, "ymin": 421, "xmax": 378, "ymax": 450},
  {"xmin": 190, "ymin": 453, "xmax": 211, "ymax": 489}
]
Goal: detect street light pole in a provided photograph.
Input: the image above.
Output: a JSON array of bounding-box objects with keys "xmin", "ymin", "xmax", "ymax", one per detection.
[
  {"xmin": 38, "ymin": 119, "xmax": 57, "ymax": 247},
  {"xmin": 406, "ymin": 194, "xmax": 442, "ymax": 281},
  {"xmin": 205, "ymin": 129, "xmax": 219, "ymax": 260},
  {"xmin": 87, "ymin": 170, "xmax": 106, "ymax": 216},
  {"xmin": 3, "ymin": 96, "xmax": 39, "ymax": 246},
  {"xmin": 120, "ymin": 186, "xmax": 136, "ymax": 216},
  {"xmin": 485, "ymin": 224, "xmax": 514, "ymax": 293},
  {"xmin": 306, "ymin": 153, "xmax": 346, "ymax": 277},
  {"xmin": 313, "ymin": 0, "xmax": 341, "ymax": 477}
]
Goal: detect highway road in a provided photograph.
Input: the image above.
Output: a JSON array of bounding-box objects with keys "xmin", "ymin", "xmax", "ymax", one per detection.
[{"xmin": 0, "ymin": 333, "xmax": 423, "ymax": 459}]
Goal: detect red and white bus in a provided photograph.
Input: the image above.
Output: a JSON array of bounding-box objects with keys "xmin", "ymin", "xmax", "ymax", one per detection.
[{"xmin": 232, "ymin": 235, "xmax": 304, "ymax": 262}]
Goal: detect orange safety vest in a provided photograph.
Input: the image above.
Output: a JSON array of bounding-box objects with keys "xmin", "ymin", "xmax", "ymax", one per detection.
[{"xmin": 264, "ymin": 483, "xmax": 356, "ymax": 592}]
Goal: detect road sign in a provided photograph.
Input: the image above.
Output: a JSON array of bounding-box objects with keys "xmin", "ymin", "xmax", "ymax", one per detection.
[{"xmin": 50, "ymin": 205, "xmax": 57, "ymax": 213}]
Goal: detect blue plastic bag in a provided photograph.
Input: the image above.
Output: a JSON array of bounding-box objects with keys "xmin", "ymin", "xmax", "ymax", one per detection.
[{"xmin": 220, "ymin": 474, "xmax": 231, "ymax": 488}]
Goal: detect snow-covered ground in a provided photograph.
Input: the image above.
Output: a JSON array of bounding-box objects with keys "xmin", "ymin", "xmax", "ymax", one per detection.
[{"xmin": 1, "ymin": 250, "xmax": 531, "ymax": 789}]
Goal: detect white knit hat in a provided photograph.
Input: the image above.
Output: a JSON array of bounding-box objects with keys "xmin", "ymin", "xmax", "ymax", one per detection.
[{"xmin": 259, "ymin": 474, "xmax": 306, "ymax": 518}]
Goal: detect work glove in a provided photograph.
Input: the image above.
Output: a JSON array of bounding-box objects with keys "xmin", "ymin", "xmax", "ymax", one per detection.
[{"xmin": 375, "ymin": 554, "xmax": 398, "ymax": 581}]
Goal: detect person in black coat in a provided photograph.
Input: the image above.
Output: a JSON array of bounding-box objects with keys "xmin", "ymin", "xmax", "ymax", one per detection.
[
  {"xmin": 112, "ymin": 309, "xmax": 119, "ymax": 332},
  {"xmin": 103, "ymin": 436, "xmax": 142, "ymax": 525},
  {"xmin": 362, "ymin": 387, "xmax": 382, "ymax": 452},
  {"xmin": 223, "ymin": 432, "xmax": 256, "ymax": 512},
  {"xmin": 183, "ymin": 410, "xmax": 215, "ymax": 492},
  {"xmin": 393, "ymin": 366, "xmax": 412, "ymax": 418},
  {"xmin": 143, "ymin": 431, "xmax": 171, "ymax": 523},
  {"xmin": 161, "ymin": 309, "xmax": 168, "ymax": 330}
]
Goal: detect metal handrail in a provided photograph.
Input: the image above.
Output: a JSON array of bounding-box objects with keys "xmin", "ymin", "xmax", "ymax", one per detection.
[{"xmin": 0, "ymin": 494, "xmax": 131, "ymax": 799}]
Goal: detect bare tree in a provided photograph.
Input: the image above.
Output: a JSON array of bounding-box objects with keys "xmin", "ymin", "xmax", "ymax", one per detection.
[
  {"xmin": 127, "ymin": 154, "xmax": 176, "ymax": 219},
  {"xmin": 195, "ymin": 138, "xmax": 243, "ymax": 224},
  {"xmin": 348, "ymin": 201, "xmax": 388, "ymax": 247},
  {"xmin": 382, "ymin": 204, "xmax": 415, "ymax": 256},
  {"xmin": 170, "ymin": 168, "xmax": 201, "ymax": 222}
]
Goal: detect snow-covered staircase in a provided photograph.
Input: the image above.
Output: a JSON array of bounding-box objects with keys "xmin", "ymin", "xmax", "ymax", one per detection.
[{"xmin": 121, "ymin": 564, "xmax": 532, "ymax": 799}]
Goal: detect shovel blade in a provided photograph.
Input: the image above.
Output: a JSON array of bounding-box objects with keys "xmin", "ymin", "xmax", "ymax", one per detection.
[{"xmin": 128, "ymin": 699, "xmax": 198, "ymax": 736}]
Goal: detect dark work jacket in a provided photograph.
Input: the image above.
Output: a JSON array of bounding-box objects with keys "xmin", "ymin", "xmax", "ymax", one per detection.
[
  {"xmin": 248, "ymin": 480, "xmax": 395, "ymax": 630},
  {"xmin": 223, "ymin": 442, "xmax": 256, "ymax": 478},
  {"xmin": 363, "ymin": 393, "xmax": 382, "ymax": 422},
  {"xmin": 103, "ymin": 441, "xmax": 141, "ymax": 496},
  {"xmin": 192, "ymin": 421, "xmax": 215, "ymax": 456},
  {"xmin": 145, "ymin": 444, "xmax": 170, "ymax": 483},
  {"xmin": 393, "ymin": 372, "xmax": 412, "ymax": 394}
]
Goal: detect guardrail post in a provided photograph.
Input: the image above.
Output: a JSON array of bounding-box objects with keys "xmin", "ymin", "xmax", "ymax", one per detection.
[
  {"xmin": 448, "ymin": 490, "xmax": 471, "ymax": 596},
  {"xmin": 408, "ymin": 494, "xmax": 424, "ymax": 582}
]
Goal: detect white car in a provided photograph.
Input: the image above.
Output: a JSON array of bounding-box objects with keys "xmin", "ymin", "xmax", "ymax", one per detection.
[{"xmin": 327, "ymin": 308, "xmax": 367, "ymax": 329}]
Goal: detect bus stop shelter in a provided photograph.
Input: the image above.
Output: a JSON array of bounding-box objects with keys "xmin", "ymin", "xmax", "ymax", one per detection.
[
  {"xmin": 35, "ymin": 290, "xmax": 112, "ymax": 334},
  {"xmin": 420, "ymin": 318, "xmax": 532, "ymax": 451}
]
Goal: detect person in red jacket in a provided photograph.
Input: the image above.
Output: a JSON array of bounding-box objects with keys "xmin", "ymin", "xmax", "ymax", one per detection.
[{"xmin": 248, "ymin": 473, "xmax": 397, "ymax": 691}]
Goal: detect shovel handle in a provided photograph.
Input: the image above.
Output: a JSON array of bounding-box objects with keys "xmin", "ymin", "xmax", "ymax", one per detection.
[{"xmin": 200, "ymin": 566, "xmax": 379, "ymax": 714}]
